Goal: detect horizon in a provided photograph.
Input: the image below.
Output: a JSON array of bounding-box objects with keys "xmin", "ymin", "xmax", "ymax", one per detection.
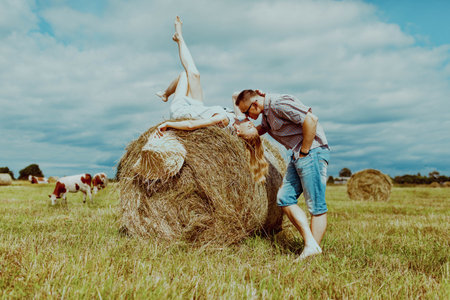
[{"xmin": 1, "ymin": 0, "xmax": 449, "ymax": 179}]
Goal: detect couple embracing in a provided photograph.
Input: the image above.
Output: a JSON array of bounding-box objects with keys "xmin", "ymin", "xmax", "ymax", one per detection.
[{"xmin": 156, "ymin": 17, "xmax": 330, "ymax": 260}]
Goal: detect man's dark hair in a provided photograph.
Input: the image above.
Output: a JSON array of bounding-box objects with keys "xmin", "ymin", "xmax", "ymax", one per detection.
[{"xmin": 235, "ymin": 89, "xmax": 259, "ymax": 106}]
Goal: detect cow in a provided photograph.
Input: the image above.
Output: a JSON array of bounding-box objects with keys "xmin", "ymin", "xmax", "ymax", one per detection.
[
  {"xmin": 28, "ymin": 175, "xmax": 48, "ymax": 184},
  {"xmin": 92, "ymin": 172, "xmax": 108, "ymax": 195},
  {"xmin": 48, "ymin": 173, "xmax": 92, "ymax": 205}
]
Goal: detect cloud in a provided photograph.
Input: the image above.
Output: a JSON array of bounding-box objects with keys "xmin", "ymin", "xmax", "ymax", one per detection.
[
  {"xmin": 0, "ymin": 0, "xmax": 38, "ymax": 37},
  {"xmin": 0, "ymin": 0, "xmax": 449, "ymax": 179}
]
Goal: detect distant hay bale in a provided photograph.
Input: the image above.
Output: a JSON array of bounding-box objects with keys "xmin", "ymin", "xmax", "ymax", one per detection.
[
  {"xmin": 0, "ymin": 173, "xmax": 12, "ymax": 186},
  {"xmin": 347, "ymin": 169, "xmax": 393, "ymax": 201},
  {"xmin": 48, "ymin": 176, "xmax": 59, "ymax": 183},
  {"xmin": 119, "ymin": 123, "xmax": 286, "ymax": 246},
  {"xmin": 443, "ymin": 181, "xmax": 450, "ymax": 187},
  {"xmin": 429, "ymin": 182, "xmax": 441, "ymax": 188}
]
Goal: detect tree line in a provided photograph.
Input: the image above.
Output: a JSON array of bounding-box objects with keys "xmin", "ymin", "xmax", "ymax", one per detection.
[
  {"xmin": 0, "ymin": 164, "xmax": 44, "ymax": 180},
  {"xmin": 2, "ymin": 164, "xmax": 449, "ymax": 185},
  {"xmin": 328, "ymin": 168, "xmax": 449, "ymax": 185},
  {"xmin": 392, "ymin": 171, "xmax": 450, "ymax": 185}
]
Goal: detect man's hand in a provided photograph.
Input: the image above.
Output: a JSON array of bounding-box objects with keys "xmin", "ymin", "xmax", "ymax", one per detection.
[
  {"xmin": 255, "ymin": 89, "xmax": 265, "ymax": 97},
  {"xmin": 232, "ymin": 91, "xmax": 239, "ymax": 101}
]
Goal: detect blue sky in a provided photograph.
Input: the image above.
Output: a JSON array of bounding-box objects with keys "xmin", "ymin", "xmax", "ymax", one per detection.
[
  {"xmin": 366, "ymin": 0, "xmax": 450, "ymax": 47},
  {"xmin": 0, "ymin": 0, "xmax": 449, "ymax": 179}
]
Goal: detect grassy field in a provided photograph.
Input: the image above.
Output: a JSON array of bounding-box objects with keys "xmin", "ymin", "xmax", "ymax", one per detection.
[{"xmin": 0, "ymin": 182, "xmax": 448, "ymax": 299}]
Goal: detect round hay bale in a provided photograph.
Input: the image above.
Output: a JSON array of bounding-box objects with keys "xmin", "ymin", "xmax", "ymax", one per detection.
[
  {"xmin": 442, "ymin": 181, "xmax": 450, "ymax": 187},
  {"xmin": 48, "ymin": 176, "xmax": 59, "ymax": 183},
  {"xmin": 429, "ymin": 182, "xmax": 441, "ymax": 188},
  {"xmin": 0, "ymin": 173, "xmax": 12, "ymax": 186},
  {"xmin": 119, "ymin": 123, "xmax": 286, "ymax": 246},
  {"xmin": 347, "ymin": 169, "xmax": 393, "ymax": 201}
]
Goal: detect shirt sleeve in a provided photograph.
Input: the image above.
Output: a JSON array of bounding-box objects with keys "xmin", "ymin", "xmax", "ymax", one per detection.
[{"xmin": 273, "ymin": 95, "xmax": 311, "ymax": 125}]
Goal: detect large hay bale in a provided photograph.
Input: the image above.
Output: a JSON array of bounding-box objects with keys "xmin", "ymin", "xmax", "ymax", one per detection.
[
  {"xmin": 119, "ymin": 124, "xmax": 286, "ymax": 245},
  {"xmin": 442, "ymin": 181, "xmax": 450, "ymax": 188},
  {"xmin": 347, "ymin": 169, "xmax": 393, "ymax": 201},
  {"xmin": 0, "ymin": 173, "xmax": 12, "ymax": 186}
]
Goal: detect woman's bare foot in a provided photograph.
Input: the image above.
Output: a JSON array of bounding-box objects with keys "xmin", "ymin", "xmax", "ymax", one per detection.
[
  {"xmin": 174, "ymin": 16, "xmax": 182, "ymax": 36},
  {"xmin": 172, "ymin": 32, "xmax": 180, "ymax": 43},
  {"xmin": 156, "ymin": 91, "xmax": 168, "ymax": 102}
]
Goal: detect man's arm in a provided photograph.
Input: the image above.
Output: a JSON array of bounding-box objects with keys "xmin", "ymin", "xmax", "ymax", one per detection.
[
  {"xmin": 300, "ymin": 112, "xmax": 318, "ymax": 156},
  {"xmin": 256, "ymin": 124, "xmax": 267, "ymax": 136}
]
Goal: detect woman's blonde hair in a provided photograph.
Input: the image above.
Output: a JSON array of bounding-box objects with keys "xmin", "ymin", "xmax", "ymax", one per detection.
[{"xmin": 241, "ymin": 134, "xmax": 268, "ymax": 183}]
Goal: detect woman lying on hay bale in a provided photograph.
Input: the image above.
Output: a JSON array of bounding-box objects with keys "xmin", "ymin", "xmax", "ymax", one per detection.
[
  {"xmin": 147, "ymin": 16, "xmax": 266, "ymax": 183},
  {"xmin": 119, "ymin": 17, "xmax": 286, "ymax": 246}
]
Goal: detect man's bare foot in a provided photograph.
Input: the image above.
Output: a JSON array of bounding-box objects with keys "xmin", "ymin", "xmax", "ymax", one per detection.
[
  {"xmin": 174, "ymin": 16, "xmax": 182, "ymax": 36},
  {"xmin": 156, "ymin": 91, "xmax": 168, "ymax": 102},
  {"xmin": 296, "ymin": 244, "xmax": 322, "ymax": 261}
]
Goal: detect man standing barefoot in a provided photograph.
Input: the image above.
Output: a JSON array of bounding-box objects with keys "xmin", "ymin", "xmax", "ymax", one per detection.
[{"xmin": 235, "ymin": 90, "xmax": 330, "ymax": 260}]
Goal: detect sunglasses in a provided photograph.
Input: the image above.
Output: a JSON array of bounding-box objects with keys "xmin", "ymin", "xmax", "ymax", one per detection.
[{"xmin": 243, "ymin": 101, "xmax": 255, "ymax": 116}]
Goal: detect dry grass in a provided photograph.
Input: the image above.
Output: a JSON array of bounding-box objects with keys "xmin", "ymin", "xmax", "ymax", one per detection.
[{"xmin": 0, "ymin": 184, "xmax": 448, "ymax": 298}]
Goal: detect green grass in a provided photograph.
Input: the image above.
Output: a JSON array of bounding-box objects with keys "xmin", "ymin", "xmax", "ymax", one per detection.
[{"xmin": 0, "ymin": 182, "xmax": 449, "ymax": 299}]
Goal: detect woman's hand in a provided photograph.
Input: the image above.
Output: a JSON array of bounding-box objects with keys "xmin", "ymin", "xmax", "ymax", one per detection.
[{"xmin": 156, "ymin": 122, "xmax": 169, "ymax": 137}]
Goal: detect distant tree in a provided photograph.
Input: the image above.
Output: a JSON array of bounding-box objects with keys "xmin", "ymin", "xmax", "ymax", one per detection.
[
  {"xmin": 0, "ymin": 167, "xmax": 15, "ymax": 180},
  {"xmin": 18, "ymin": 164, "xmax": 44, "ymax": 180},
  {"xmin": 437, "ymin": 175, "xmax": 449, "ymax": 183},
  {"xmin": 327, "ymin": 176, "xmax": 334, "ymax": 184},
  {"xmin": 428, "ymin": 171, "xmax": 440, "ymax": 179},
  {"xmin": 339, "ymin": 168, "xmax": 352, "ymax": 177}
]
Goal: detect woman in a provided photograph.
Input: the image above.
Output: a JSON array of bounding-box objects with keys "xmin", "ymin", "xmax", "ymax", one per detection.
[{"xmin": 154, "ymin": 16, "xmax": 267, "ymax": 182}]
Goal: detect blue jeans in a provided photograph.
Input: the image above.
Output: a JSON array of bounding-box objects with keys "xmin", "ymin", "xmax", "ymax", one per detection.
[{"xmin": 277, "ymin": 146, "xmax": 330, "ymax": 215}]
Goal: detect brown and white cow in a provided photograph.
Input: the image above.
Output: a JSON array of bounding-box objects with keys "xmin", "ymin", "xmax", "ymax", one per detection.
[
  {"xmin": 48, "ymin": 174, "xmax": 92, "ymax": 205},
  {"xmin": 92, "ymin": 172, "xmax": 108, "ymax": 195},
  {"xmin": 29, "ymin": 175, "xmax": 48, "ymax": 184}
]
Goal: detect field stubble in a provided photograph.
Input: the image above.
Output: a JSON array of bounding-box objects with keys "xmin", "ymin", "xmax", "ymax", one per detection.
[{"xmin": 0, "ymin": 182, "xmax": 448, "ymax": 299}]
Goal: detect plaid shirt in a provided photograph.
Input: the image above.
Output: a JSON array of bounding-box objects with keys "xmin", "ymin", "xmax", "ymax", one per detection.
[{"xmin": 260, "ymin": 94, "xmax": 329, "ymax": 155}]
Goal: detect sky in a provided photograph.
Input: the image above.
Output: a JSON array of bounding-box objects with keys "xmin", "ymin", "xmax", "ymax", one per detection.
[{"xmin": 1, "ymin": 0, "xmax": 449, "ymax": 179}]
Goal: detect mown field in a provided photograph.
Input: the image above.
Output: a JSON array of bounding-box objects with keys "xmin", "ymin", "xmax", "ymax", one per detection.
[{"xmin": 0, "ymin": 182, "xmax": 448, "ymax": 299}]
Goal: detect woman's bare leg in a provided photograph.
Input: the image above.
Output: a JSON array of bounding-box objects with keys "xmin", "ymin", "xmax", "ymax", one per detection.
[
  {"xmin": 173, "ymin": 16, "xmax": 204, "ymax": 102},
  {"xmin": 173, "ymin": 71, "xmax": 189, "ymax": 99},
  {"xmin": 156, "ymin": 73, "xmax": 180, "ymax": 102}
]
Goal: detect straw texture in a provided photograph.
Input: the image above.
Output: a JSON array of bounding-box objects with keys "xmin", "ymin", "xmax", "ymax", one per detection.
[
  {"xmin": 118, "ymin": 123, "xmax": 286, "ymax": 246},
  {"xmin": 347, "ymin": 169, "xmax": 393, "ymax": 201}
]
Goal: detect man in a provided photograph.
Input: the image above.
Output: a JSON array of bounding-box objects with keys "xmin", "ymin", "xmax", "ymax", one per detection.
[{"xmin": 235, "ymin": 89, "xmax": 330, "ymax": 260}]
